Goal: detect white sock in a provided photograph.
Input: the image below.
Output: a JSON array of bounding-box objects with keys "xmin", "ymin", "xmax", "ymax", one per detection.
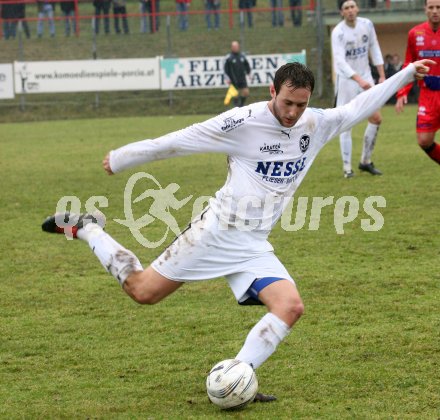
[
  {"xmin": 361, "ymin": 122, "xmax": 380, "ymax": 164},
  {"xmin": 77, "ymin": 224, "xmax": 143, "ymax": 286},
  {"xmin": 235, "ymin": 313, "xmax": 291, "ymax": 369},
  {"xmin": 339, "ymin": 130, "xmax": 352, "ymax": 172}
]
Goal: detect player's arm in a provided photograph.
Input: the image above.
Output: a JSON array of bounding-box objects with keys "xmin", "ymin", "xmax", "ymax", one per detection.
[
  {"xmin": 376, "ymin": 64, "xmax": 386, "ymax": 84},
  {"xmin": 396, "ymin": 31, "xmax": 417, "ymax": 113},
  {"xmin": 224, "ymin": 58, "xmax": 230, "ymax": 79},
  {"xmin": 244, "ymin": 57, "xmax": 251, "ymax": 75},
  {"xmin": 103, "ymin": 154, "xmax": 114, "ymax": 175},
  {"xmin": 104, "ymin": 114, "xmax": 241, "ymax": 175},
  {"xmin": 322, "ymin": 60, "xmax": 434, "ymax": 140},
  {"xmin": 395, "ymin": 91, "xmax": 408, "ymax": 114},
  {"xmin": 224, "ymin": 58, "xmax": 236, "ymax": 86},
  {"xmin": 369, "ymin": 22, "xmax": 385, "ymax": 83}
]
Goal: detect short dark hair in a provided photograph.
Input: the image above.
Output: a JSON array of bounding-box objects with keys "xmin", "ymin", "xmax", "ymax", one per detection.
[
  {"xmin": 338, "ymin": 0, "xmax": 355, "ymax": 9},
  {"xmin": 273, "ymin": 62, "xmax": 315, "ymax": 95}
]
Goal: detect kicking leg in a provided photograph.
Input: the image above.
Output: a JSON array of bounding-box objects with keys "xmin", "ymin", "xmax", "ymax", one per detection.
[
  {"xmin": 42, "ymin": 212, "xmax": 182, "ymax": 304},
  {"xmin": 123, "ymin": 266, "xmax": 183, "ymax": 304}
]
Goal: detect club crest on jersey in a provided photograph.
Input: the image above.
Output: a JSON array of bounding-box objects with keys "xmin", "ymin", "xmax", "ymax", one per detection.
[
  {"xmin": 260, "ymin": 142, "xmax": 283, "ymax": 154},
  {"xmin": 299, "ymin": 135, "xmax": 310, "ymax": 153},
  {"xmin": 362, "ymin": 35, "xmax": 368, "ymax": 43},
  {"xmin": 221, "ymin": 116, "xmax": 245, "ymax": 132}
]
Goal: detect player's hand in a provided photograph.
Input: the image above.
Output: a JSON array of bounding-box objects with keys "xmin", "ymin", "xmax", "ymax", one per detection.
[
  {"xmin": 352, "ymin": 74, "xmax": 371, "ymax": 90},
  {"xmin": 395, "ymin": 95, "xmax": 407, "ymax": 114},
  {"xmin": 359, "ymin": 78, "xmax": 372, "ymax": 90},
  {"xmin": 413, "ymin": 59, "xmax": 436, "ymax": 80},
  {"xmin": 103, "ymin": 153, "xmax": 114, "ymax": 175},
  {"xmin": 378, "ymin": 76, "xmax": 386, "ymax": 84}
]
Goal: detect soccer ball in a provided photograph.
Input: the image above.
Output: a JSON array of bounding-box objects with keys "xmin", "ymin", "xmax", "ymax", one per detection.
[{"xmin": 206, "ymin": 359, "xmax": 258, "ymax": 410}]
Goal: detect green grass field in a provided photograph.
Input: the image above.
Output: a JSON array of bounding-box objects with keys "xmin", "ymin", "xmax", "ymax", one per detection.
[{"xmin": 1, "ymin": 105, "xmax": 439, "ymax": 418}]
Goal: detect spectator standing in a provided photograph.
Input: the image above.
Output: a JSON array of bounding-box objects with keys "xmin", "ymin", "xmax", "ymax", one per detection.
[
  {"xmin": 331, "ymin": 0, "xmax": 385, "ymax": 178},
  {"xmin": 384, "ymin": 54, "xmax": 397, "ymax": 104},
  {"xmin": 384, "ymin": 54, "xmax": 396, "ymax": 79},
  {"xmin": 205, "ymin": 0, "xmax": 220, "ymax": 30},
  {"xmin": 176, "ymin": 0, "xmax": 190, "ymax": 31},
  {"xmin": 93, "ymin": 0, "xmax": 111, "ymax": 34},
  {"xmin": 270, "ymin": 0, "xmax": 284, "ymax": 27},
  {"xmin": 16, "ymin": 0, "xmax": 31, "ymax": 38},
  {"xmin": 1, "ymin": 0, "xmax": 17, "ymax": 40},
  {"xmin": 37, "ymin": 0, "xmax": 55, "ymax": 38},
  {"xmin": 140, "ymin": 0, "xmax": 159, "ymax": 33},
  {"xmin": 238, "ymin": 0, "xmax": 253, "ymax": 28},
  {"xmin": 392, "ymin": 53, "xmax": 402, "ymax": 71},
  {"xmin": 113, "ymin": 0, "xmax": 129, "ymax": 34},
  {"xmin": 224, "ymin": 40, "xmax": 251, "ymax": 107},
  {"xmin": 289, "ymin": 0, "xmax": 301, "ymax": 26},
  {"xmin": 60, "ymin": 0, "xmax": 76, "ymax": 36},
  {"xmin": 140, "ymin": 0, "xmax": 150, "ymax": 32}
]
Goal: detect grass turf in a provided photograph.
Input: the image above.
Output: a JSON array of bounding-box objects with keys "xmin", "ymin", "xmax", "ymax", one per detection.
[{"xmin": 0, "ymin": 105, "xmax": 439, "ymax": 418}]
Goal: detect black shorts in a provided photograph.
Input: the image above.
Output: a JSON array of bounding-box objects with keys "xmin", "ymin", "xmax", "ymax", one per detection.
[{"xmin": 234, "ymin": 81, "xmax": 248, "ymax": 89}]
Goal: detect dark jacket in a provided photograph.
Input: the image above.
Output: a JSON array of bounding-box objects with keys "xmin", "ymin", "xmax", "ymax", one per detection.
[
  {"xmin": 60, "ymin": 0, "xmax": 75, "ymax": 13},
  {"xmin": 15, "ymin": 2, "xmax": 26, "ymax": 19},
  {"xmin": 224, "ymin": 52, "xmax": 251, "ymax": 89},
  {"xmin": 1, "ymin": 1, "xmax": 18, "ymax": 19}
]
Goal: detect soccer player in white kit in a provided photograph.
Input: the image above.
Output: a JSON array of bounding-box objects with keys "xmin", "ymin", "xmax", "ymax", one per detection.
[
  {"xmin": 331, "ymin": 0, "xmax": 385, "ymax": 178},
  {"xmin": 42, "ymin": 59, "xmax": 433, "ymax": 402}
]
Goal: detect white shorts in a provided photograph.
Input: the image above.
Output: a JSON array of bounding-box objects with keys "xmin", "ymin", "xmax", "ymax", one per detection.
[
  {"xmin": 335, "ymin": 74, "xmax": 375, "ymax": 106},
  {"xmin": 151, "ymin": 207, "xmax": 294, "ymax": 303}
]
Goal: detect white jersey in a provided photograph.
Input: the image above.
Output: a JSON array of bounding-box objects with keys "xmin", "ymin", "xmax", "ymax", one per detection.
[
  {"xmin": 110, "ymin": 64, "xmax": 415, "ymax": 236},
  {"xmin": 331, "ymin": 16, "xmax": 383, "ymax": 81}
]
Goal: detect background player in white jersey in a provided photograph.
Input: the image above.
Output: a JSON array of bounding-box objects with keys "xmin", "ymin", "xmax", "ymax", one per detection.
[
  {"xmin": 42, "ymin": 59, "xmax": 433, "ymax": 401},
  {"xmin": 331, "ymin": 0, "xmax": 385, "ymax": 178}
]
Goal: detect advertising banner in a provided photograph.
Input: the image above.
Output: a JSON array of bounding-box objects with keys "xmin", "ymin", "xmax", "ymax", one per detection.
[
  {"xmin": 13, "ymin": 58, "xmax": 161, "ymax": 94},
  {"xmin": 160, "ymin": 51, "xmax": 306, "ymax": 90},
  {"xmin": 0, "ymin": 64, "xmax": 14, "ymax": 99}
]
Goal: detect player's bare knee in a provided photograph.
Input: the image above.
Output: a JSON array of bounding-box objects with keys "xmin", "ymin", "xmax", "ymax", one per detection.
[
  {"xmin": 128, "ymin": 287, "xmax": 158, "ymax": 305},
  {"xmin": 133, "ymin": 290, "xmax": 162, "ymax": 305},
  {"xmin": 369, "ymin": 115, "xmax": 382, "ymax": 125},
  {"xmin": 277, "ymin": 296, "xmax": 304, "ymax": 326},
  {"xmin": 417, "ymin": 137, "xmax": 434, "ymax": 149},
  {"xmin": 123, "ymin": 272, "xmax": 160, "ymax": 305},
  {"xmin": 289, "ymin": 296, "xmax": 305, "ymax": 320}
]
